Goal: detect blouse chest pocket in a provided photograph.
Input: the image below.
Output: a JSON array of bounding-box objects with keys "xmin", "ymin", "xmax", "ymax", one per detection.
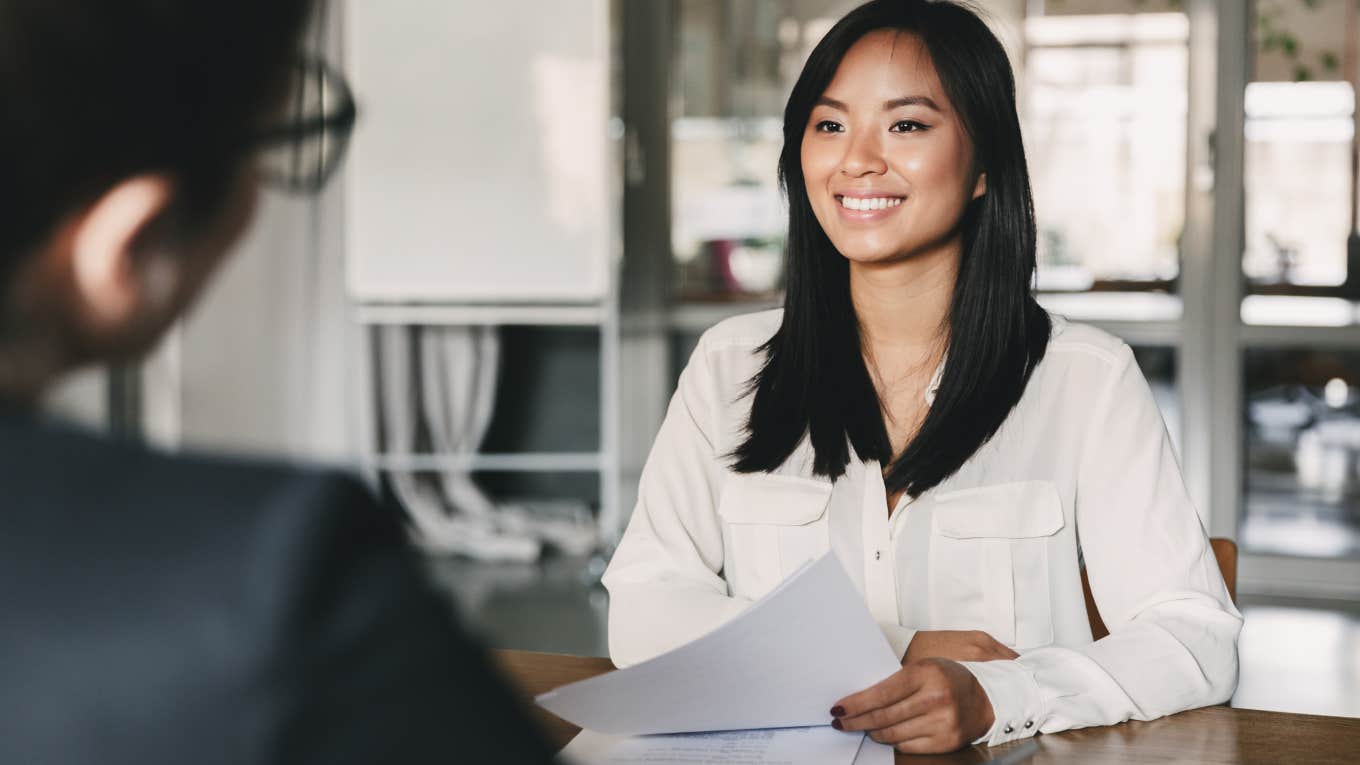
[
  {"xmin": 929, "ymin": 481, "xmax": 1065, "ymax": 650},
  {"xmin": 717, "ymin": 474, "xmax": 833, "ymax": 601}
]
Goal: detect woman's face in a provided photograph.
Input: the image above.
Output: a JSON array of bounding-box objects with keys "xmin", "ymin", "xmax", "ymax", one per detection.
[{"xmin": 801, "ymin": 29, "xmax": 984, "ymax": 266}]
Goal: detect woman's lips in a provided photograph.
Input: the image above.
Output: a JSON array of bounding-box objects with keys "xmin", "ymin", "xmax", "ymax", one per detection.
[{"xmin": 835, "ymin": 194, "xmax": 905, "ymax": 222}]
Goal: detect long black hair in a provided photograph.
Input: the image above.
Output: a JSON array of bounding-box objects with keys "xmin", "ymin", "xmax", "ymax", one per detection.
[{"xmin": 731, "ymin": 0, "xmax": 1051, "ymax": 498}]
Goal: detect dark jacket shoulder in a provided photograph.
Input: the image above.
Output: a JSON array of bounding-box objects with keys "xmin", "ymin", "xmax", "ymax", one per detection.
[{"xmin": 0, "ymin": 414, "xmax": 556, "ymax": 764}]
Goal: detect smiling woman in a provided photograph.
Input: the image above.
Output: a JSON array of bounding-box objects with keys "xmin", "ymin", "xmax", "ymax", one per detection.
[
  {"xmin": 802, "ymin": 40, "xmax": 982, "ymax": 267},
  {"xmin": 604, "ymin": 0, "xmax": 1240, "ymax": 757},
  {"xmin": 733, "ymin": 2, "xmax": 1049, "ymax": 503}
]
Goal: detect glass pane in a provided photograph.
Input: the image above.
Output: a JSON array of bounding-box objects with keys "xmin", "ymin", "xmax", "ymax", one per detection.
[
  {"xmin": 671, "ymin": 0, "xmax": 850, "ymax": 301},
  {"xmin": 1244, "ymin": 349, "xmax": 1360, "ymax": 559},
  {"xmin": 1132, "ymin": 345, "xmax": 1180, "ymax": 455},
  {"xmin": 1243, "ymin": 0, "xmax": 1356, "ymax": 289},
  {"xmin": 1021, "ymin": 4, "xmax": 1188, "ymax": 290}
]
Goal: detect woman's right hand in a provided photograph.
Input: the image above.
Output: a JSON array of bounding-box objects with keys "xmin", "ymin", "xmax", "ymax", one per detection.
[{"xmin": 902, "ymin": 630, "xmax": 1018, "ymax": 665}]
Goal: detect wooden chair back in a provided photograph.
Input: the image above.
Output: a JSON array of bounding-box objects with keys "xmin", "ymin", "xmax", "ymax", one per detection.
[{"xmin": 1082, "ymin": 537, "xmax": 1237, "ymax": 641}]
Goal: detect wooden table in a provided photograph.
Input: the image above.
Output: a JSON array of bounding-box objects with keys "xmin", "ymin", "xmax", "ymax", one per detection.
[{"xmin": 493, "ymin": 649, "xmax": 1360, "ymax": 764}]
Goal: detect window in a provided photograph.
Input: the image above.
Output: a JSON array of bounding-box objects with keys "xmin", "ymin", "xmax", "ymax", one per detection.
[
  {"xmin": 1242, "ymin": 0, "xmax": 1357, "ymax": 295},
  {"xmin": 1023, "ymin": 9, "xmax": 1188, "ymax": 292},
  {"xmin": 1244, "ymin": 348, "xmax": 1360, "ymax": 559}
]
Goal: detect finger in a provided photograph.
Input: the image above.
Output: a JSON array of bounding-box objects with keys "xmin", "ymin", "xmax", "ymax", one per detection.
[
  {"xmin": 866, "ymin": 714, "xmax": 936, "ymax": 748},
  {"xmin": 875, "ymin": 710, "xmax": 970, "ymax": 755},
  {"xmin": 832, "ymin": 670, "xmax": 924, "ymax": 719},
  {"xmin": 892, "ymin": 733, "xmax": 965, "ymax": 756},
  {"xmin": 835, "ymin": 692, "xmax": 934, "ymax": 733}
]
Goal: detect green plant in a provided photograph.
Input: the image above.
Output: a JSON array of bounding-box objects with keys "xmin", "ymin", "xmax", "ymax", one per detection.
[{"xmin": 1255, "ymin": 0, "xmax": 1343, "ymax": 81}]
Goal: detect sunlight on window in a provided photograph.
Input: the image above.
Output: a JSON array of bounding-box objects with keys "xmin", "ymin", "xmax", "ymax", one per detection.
[
  {"xmin": 1243, "ymin": 81, "xmax": 1355, "ymax": 287},
  {"xmin": 1023, "ymin": 13, "xmax": 1188, "ymax": 288},
  {"xmin": 1241, "ymin": 295, "xmax": 1358, "ymax": 326}
]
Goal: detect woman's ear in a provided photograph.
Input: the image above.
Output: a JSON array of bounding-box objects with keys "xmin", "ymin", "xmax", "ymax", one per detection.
[
  {"xmin": 69, "ymin": 175, "xmax": 177, "ymax": 334},
  {"xmin": 972, "ymin": 171, "xmax": 987, "ymax": 200}
]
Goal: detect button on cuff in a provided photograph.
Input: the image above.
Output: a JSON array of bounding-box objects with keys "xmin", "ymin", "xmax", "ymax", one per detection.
[{"xmin": 959, "ymin": 658, "xmax": 1044, "ymax": 747}]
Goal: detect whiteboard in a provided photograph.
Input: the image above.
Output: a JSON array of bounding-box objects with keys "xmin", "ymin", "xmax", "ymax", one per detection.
[{"xmin": 345, "ymin": 0, "xmax": 613, "ymax": 303}]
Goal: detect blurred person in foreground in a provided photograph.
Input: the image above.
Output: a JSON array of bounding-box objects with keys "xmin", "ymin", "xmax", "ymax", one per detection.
[{"xmin": 0, "ymin": 2, "xmax": 557, "ymax": 762}]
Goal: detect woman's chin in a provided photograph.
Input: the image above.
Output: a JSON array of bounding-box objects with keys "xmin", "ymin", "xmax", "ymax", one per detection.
[{"xmin": 835, "ymin": 244, "xmax": 906, "ymax": 266}]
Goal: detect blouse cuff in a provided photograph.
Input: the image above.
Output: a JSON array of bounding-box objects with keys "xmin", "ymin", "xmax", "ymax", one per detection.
[
  {"xmin": 959, "ymin": 659, "xmax": 1045, "ymax": 747},
  {"xmin": 877, "ymin": 622, "xmax": 917, "ymax": 661}
]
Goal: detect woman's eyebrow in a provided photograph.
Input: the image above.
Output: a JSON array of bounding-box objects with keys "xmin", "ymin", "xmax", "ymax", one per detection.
[
  {"xmin": 883, "ymin": 95, "xmax": 941, "ymax": 112},
  {"xmin": 813, "ymin": 95, "xmax": 942, "ymax": 112}
]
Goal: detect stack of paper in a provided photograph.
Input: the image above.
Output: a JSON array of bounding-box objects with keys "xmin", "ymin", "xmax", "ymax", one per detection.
[
  {"xmin": 562, "ymin": 726, "xmax": 879, "ymax": 765},
  {"xmin": 536, "ymin": 555, "xmax": 899, "ymax": 765}
]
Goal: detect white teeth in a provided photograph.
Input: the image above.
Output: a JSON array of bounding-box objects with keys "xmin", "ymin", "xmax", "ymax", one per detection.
[{"xmin": 839, "ymin": 196, "xmax": 902, "ymax": 211}]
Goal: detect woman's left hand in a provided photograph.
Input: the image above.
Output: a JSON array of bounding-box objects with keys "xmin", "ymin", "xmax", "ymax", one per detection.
[{"xmin": 829, "ymin": 658, "xmax": 995, "ymax": 754}]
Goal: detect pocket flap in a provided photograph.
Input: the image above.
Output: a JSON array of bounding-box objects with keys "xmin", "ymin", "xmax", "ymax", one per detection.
[
  {"xmin": 933, "ymin": 481, "xmax": 1064, "ymax": 539},
  {"xmin": 717, "ymin": 474, "xmax": 833, "ymax": 526}
]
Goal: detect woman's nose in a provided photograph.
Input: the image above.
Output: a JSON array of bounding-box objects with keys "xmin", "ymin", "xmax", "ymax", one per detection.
[{"xmin": 839, "ymin": 131, "xmax": 887, "ymax": 177}]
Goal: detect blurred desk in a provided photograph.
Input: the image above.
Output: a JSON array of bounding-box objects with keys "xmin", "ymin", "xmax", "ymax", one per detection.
[{"xmin": 493, "ymin": 650, "xmax": 1360, "ymax": 764}]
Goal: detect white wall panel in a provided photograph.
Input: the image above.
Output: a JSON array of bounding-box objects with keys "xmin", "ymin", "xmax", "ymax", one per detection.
[{"xmin": 346, "ymin": 0, "xmax": 612, "ymax": 303}]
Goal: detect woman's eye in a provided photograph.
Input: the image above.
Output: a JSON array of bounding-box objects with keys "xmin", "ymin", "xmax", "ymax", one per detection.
[
  {"xmin": 814, "ymin": 120, "xmax": 844, "ymax": 133},
  {"xmin": 891, "ymin": 120, "xmax": 927, "ymax": 133}
]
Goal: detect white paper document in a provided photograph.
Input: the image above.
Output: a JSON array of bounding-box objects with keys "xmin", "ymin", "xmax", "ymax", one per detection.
[
  {"xmin": 560, "ymin": 727, "xmax": 866, "ymax": 765},
  {"xmin": 536, "ymin": 554, "xmax": 901, "ymax": 735},
  {"xmin": 852, "ymin": 736, "xmax": 895, "ymax": 765}
]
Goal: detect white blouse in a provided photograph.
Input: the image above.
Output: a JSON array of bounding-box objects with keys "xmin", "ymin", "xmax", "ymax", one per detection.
[{"xmin": 602, "ymin": 309, "xmax": 1242, "ymax": 747}]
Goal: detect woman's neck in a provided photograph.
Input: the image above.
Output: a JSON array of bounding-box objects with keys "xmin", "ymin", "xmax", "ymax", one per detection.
[{"xmin": 849, "ymin": 245, "xmax": 957, "ymax": 358}]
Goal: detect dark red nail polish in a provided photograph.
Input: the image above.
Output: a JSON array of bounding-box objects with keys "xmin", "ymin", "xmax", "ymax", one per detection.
[
  {"xmin": 831, "ymin": 705, "xmax": 846, "ymax": 717},
  {"xmin": 831, "ymin": 718, "xmax": 844, "ymax": 730}
]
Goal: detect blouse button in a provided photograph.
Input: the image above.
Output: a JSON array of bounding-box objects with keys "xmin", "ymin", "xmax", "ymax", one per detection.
[
  {"xmin": 874, "ymin": 550, "xmax": 881, "ymax": 561},
  {"xmin": 1003, "ymin": 724, "xmax": 1014, "ymax": 734},
  {"xmin": 1024, "ymin": 720, "xmax": 1034, "ymax": 729}
]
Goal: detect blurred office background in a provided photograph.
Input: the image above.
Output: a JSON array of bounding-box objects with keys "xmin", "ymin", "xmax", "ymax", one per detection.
[{"xmin": 43, "ymin": 0, "xmax": 1360, "ymax": 719}]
